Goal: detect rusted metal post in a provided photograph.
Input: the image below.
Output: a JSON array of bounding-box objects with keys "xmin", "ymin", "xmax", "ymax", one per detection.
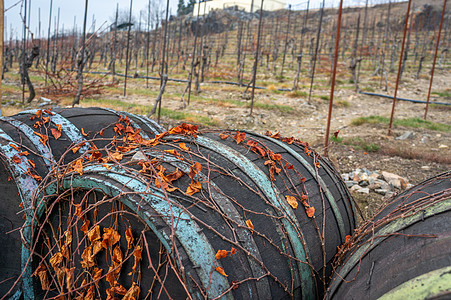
[
  {"xmin": 123, "ymin": 0, "xmax": 133, "ymax": 97},
  {"xmin": 249, "ymin": 0, "xmax": 264, "ymax": 116},
  {"xmin": 424, "ymin": 0, "xmax": 447, "ymax": 120},
  {"xmin": 324, "ymin": 0, "xmax": 344, "ymax": 156},
  {"xmin": 388, "ymin": 0, "xmax": 412, "ymax": 136}
]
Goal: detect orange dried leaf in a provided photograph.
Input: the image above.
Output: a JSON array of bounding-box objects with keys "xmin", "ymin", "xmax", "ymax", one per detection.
[
  {"xmin": 132, "ymin": 245, "xmax": 142, "ymax": 272},
  {"xmin": 215, "ymin": 249, "xmax": 228, "ymax": 260},
  {"xmin": 186, "ymin": 181, "xmax": 202, "ymax": 196},
  {"xmin": 179, "ymin": 142, "xmax": 189, "ymax": 150},
  {"xmin": 111, "ymin": 152, "xmax": 123, "ymax": 161},
  {"xmin": 286, "ymin": 195, "xmax": 298, "ymax": 209},
  {"xmin": 9, "ymin": 143, "xmax": 20, "ymax": 151},
  {"xmin": 93, "ymin": 267, "xmax": 103, "ymax": 285},
  {"xmin": 19, "ymin": 151, "xmax": 29, "ymax": 156},
  {"xmin": 92, "ymin": 240, "xmax": 103, "ymax": 257},
  {"xmin": 81, "ymin": 219, "xmax": 90, "ymax": 234},
  {"xmin": 65, "ymin": 267, "xmax": 75, "ymax": 291},
  {"xmin": 81, "ymin": 246, "xmax": 95, "ymax": 268},
  {"xmin": 306, "ymin": 206, "xmax": 315, "ymax": 218},
  {"xmin": 88, "ymin": 225, "xmax": 101, "ymax": 243},
  {"xmin": 80, "ymin": 127, "xmax": 88, "ymax": 137},
  {"xmin": 85, "ymin": 286, "xmax": 95, "ymax": 300},
  {"xmin": 215, "ymin": 266, "xmax": 228, "ymax": 277},
  {"xmin": 233, "ymin": 131, "xmax": 246, "ymax": 144},
  {"xmin": 33, "ymin": 131, "xmax": 48, "ymax": 146},
  {"xmin": 219, "ymin": 133, "xmax": 229, "ymax": 140},
  {"xmin": 245, "ymin": 219, "xmax": 254, "ymax": 232},
  {"xmin": 28, "ymin": 159, "xmax": 35, "ymax": 168},
  {"xmin": 111, "ymin": 285, "xmax": 128, "ymax": 296},
  {"xmin": 73, "ymin": 159, "xmax": 83, "ymax": 175},
  {"xmin": 50, "ymin": 128, "xmax": 61, "ymax": 140},
  {"xmin": 123, "ymin": 282, "xmax": 141, "ymax": 300},
  {"xmin": 103, "ymin": 164, "xmax": 112, "ymax": 170},
  {"xmin": 49, "ymin": 252, "xmax": 63, "ymax": 270},
  {"xmin": 164, "ymin": 149, "xmax": 180, "ymax": 156},
  {"xmin": 12, "ymin": 155, "xmax": 21, "ymax": 164},
  {"xmin": 33, "ymin": 264, "xmax": 50, "ymax": 290},
  {"xmin": 126, "ymin": 227, "xmax": 133, "ymax": 249},
  {"xmin": 30, "ymin": 174, "xmax": 42, "ymax": 181},
  {"xmin": 102, "ymin": 228, "xmax": 121, "ymax": 248},
  {"xmin": 166, "ymin": 168, "xmax": 184, "ymax": 183},
  {"xmin": 230, "ymin": 247, "xmax": 237, "ymax": 255}
]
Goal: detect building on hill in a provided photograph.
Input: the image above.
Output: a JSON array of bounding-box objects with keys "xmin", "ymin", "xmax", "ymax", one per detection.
[{"xmin": 193, "ymin": 0, "xmax": 286, "ymax": 16}]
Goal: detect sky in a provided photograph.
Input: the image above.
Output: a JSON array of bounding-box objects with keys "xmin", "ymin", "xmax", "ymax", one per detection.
[{"xmin": 4, "ymin": 0, "xmax": 380, "ymax": 40}]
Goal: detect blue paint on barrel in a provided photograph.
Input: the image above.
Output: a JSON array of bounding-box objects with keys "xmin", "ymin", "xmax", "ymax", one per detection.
[{"xmin": 43, "ymin": 165, "xmax": 233, "ymax": 299}]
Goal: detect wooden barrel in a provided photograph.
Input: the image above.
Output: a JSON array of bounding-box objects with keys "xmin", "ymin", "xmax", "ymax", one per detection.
[
  {"xmin": 0, "ymin": 107, "xmax": 163, "ymax": 298},
  {"xmin": 1, "ymin": 108, "xmax": 356, "ymax": 299},
  {"xmin": 327, "ymin": 171, "xmax": 451, "ymax": 299}
]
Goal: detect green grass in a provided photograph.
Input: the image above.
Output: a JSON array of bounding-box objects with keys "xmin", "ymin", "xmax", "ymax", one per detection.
[
  {"xmin": 331, "ymin": 135, "xmax": 380, "ymax": 152},
  {"xmin": 351, "ymin": 115, "xmax": 451, "ymax": 132},
  {"xmin": 432, "ymin": 91, "xmax": 451, "ymax": 98},
  {"xmin": 81, "ymin": 98, "xmax": 220, "ymax": 127}
]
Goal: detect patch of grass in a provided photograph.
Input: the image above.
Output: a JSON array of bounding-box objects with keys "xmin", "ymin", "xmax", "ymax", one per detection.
[
  {"xmin": 336, "ymin": 100, "xmax": 350, "ymax": 107},
  {"xmin": 363, "ymin": 86, "xmax": 376, "ymax": 92},
  {"xmin": 286, "ymin": 90, "xmax": 307, "ymax": 98},
  {"xmin": 351, "ymin": 115, "xmax": 451, "ymax": 132},
  {"xmin": 330, "ymin": 135, "xmax": 380, "ymax": 152},
  {"xmin": 81, "ymin": 98, "xmax": 220, "ymax": 127},
  {"xmin": 319, "ymin": 95, "xmax": 330, "ymax": 101},
  {"xmin": 432, "ymin": 91, "xmax": 451, "ymax": 98},
  {"xmin": 330, "ymin": 135, "xmax": 343, "ymax": 143}
]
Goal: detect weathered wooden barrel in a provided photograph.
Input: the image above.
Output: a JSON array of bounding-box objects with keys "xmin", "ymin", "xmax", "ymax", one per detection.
[
  {"xmin": 1, "ymin": 108, "xmax": 356, "ymax": 299},
  {"xmin": 327, "ymin": 171, "xmax": 451, "ymax": 299},
  {"xmin": 0, "ymin": 107, "xmax": 163, "ymax": 298}
]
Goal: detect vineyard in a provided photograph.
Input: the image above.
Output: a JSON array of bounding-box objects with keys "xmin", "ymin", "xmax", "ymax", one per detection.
[{"xmin": 1, "ymin": 0, "xmax": 450, "ymax": 215}]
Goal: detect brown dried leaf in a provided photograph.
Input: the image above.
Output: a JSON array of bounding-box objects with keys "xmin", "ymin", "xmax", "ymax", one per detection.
[
  {"xmin": 81, "ymin": 246, "xmax": 95, "ymax": 268},
  {"xmin": 110, "ymin": 152, "xmax": 123, "ymax": 161},
  {"xmin": 132, "ymin": 245, "xmax": 142, "ymax": 272},
  {"xmin": 50, "ymin": 128, "xmax": 61, "ymax": 140},
  {"xmin": 33, "ymin": 264, "xmax": 50, "ymax": 290},
  {"xmin": 112, "ymin": 245, "xmax": 123, "ymax": 266},
  {"xmin": 88, "ymin": 225, "xmax": 101, "ymax": 243},
  {"xmin": 92, "ymin": 240, "xmax": 103, "ymax": 256},
  {"xmin": 125, "ymin": 227, "xmax": 134, "ymax": 249},
  {"xmin": 81, "ymin": 219, "xmax": 90, "ymax": 234},
  {"xmin": 49, "ymin": 252, "xmax": 63, "ymax": 270},
  {"xmin": 111, "ymin": 285, "xmax": 128, "ymax": 296},
  {"xmin": 123, "ymin": 282, "xmax": 141, "ymax": 300},
  {"xmin": 65, "ymin": 267, "xmax": 75, "ymax": 291},
  {"xmin": 84, "ymin": 286, "xmax": 94, "ymax": 300},
  {"xmin": 102, "ymin": 228, "xmax": 121, "ymax": 248}
]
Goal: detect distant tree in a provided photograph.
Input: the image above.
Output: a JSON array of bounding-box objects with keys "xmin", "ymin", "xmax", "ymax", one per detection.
[
  {"xmin": 177, "ymin": 0, "xmax": 196, "ymax": 16},
  {"xmin": 177, "ymin": 0, "xmax": 185, "ymax": 16},
  {"xmin": 110, "ymin": 8, "xmax": 137, "ymax": 31}
]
